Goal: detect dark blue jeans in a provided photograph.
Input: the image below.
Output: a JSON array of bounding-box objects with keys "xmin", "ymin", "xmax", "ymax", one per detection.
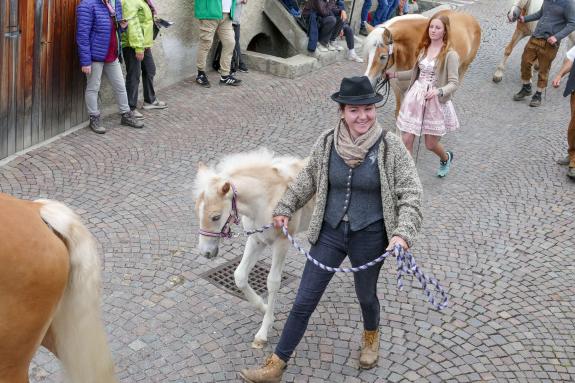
[
  {"xmin": 275, "ymin": 220, "xmax": 388, "ymax": 363},
  {"xmin": 361, "ymin": 0, "xmax": 399, "ymax": 26}
]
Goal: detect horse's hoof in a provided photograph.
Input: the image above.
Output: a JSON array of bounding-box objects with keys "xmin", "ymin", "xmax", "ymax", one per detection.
[
  {"xmin": 492, "ymin": 74, "xmax": 502, "ymax": 83},
  {"xmin": 251, "ymin": 338, "xmax": 267, "ymax": 349}
]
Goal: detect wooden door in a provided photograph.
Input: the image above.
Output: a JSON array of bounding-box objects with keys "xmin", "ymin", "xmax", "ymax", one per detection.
[{"xmin": 0, "ymin": 0, "xmax": 86, "ymax": 160}]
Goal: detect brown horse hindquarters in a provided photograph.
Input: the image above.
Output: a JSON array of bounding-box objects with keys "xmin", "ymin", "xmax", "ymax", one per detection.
[{"xmin": 0, "ymin": 194, "xmax": 69, "ymax": 383}]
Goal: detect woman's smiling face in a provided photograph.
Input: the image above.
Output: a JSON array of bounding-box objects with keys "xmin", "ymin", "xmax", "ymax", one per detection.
[{"xmin": 342, "ymin": 104, "xmax": 376, "ymax": 139}]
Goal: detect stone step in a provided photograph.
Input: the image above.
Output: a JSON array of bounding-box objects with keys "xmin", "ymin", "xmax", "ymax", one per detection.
[{"xmin": 246, "ymin": 0, "xmax": 364, "ymax": 78}]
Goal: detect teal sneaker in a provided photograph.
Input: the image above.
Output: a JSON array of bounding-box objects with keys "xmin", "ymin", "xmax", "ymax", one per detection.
[{"xmin": 437, "ymin": 151, "xmax": 453, "ymax": 178}]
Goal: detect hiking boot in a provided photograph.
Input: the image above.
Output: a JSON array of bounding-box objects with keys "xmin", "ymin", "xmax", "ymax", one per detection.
[
  {"xmin": 513, "ymin": 84, "xmax": 532, "ymax": 101},
  {"xmin": 359, "ymin": 329, "xmax": 380, "ymax": 369},
  {"xmin": 437, "ymin": 151, "xmax": 453, "ymax": 178},
  {"xmin": 89, "ymin": 115, "xmax": 105, "ymax": 134},
  {"xmin": 121, "ymin": 111, "xmax": 144, "ymax": 128},
  {"xmin": 143, "ymin": 100, "xmax": 167, "ymax": 110},
  {"xmin": 239, "ymin": 354, "xmax": 286, "ymax": 383},
  {"xmin": 220, "ymin": 74, "xmax": 242, "ymax": 86},
  {"xmin": 196, "ymin": 72, "xmax": 211, "ymax": 88},
  {"xmin": 568, "ymin": 167, "xmax": 575, "ymax": 180},
  {"xmin": 557, "ymin": 155, "xmax": 571, "ymax": 166},
  {"xmin": 529, "ymin": 92, "xmax": 542, "ymax": 107},
  {"xmin": 359, "ymin": 24, "xmax": 369, "ymax": 36},
  {"xmin": 347, "ymin": 52, "xmax": 364, "ymax": 63},
  {"xmin": 132, "ymin": 109, "xmax": 144, "ymax": 119},
  {"xmin": 238, "ymin": 63, "xmax": 249, "ymax": 73}
]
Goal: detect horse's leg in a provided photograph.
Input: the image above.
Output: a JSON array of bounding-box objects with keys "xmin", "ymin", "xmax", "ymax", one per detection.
[
  {"xmin": 252, "ymin": 238, "xmax": 289, "ymax": 349},
  {"xmin": 392, "ymin": 81, "xmax": 403, "ymax": 134},
  {"xmin": 234, "ymin": 236, "xmax": 268, "ymax": 314},
  {"xmin": 493, "ymin": 28, "xmax": 528, "ymax": 83}
]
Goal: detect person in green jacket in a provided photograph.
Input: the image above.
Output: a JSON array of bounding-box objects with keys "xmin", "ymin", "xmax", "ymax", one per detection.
[
  {"xmin": 195, "ymin": 0, "xmax": 242, "ymax": 87},
  {"xmin": 121, "ymin": 0, "xmax": 167, "ymax": 117}
]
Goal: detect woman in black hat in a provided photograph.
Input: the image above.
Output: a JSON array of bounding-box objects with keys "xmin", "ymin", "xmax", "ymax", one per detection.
[{"xmin": 240, "ymin": 76, "xmax": 423, "ymax": 383}]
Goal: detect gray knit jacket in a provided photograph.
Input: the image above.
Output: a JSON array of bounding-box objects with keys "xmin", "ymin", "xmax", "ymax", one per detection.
[{"xmin": 272, "ymin": 128, "xmax": 423, "ymax": 247}]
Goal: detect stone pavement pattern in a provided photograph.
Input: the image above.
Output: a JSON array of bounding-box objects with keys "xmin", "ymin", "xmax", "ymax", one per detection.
[{"xmin": 1, "ymin": 0, "xmax": 573, "ymax": 381}]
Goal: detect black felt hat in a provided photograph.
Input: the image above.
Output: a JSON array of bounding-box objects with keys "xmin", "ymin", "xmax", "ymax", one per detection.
[{"xmin": 331, "ymin": 76, "xmax": 383, "ymax": 105}]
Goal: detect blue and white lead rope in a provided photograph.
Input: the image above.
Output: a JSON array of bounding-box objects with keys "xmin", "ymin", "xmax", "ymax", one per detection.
[{"xmin": 235, "ymin": 224, "xmax": 449, "ymax": 310}]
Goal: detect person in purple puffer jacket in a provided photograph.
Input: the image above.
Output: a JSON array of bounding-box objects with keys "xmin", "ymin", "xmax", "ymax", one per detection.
[{"xmin": 76, "ymin": 0, "xmax": 143, "ymax": 133}]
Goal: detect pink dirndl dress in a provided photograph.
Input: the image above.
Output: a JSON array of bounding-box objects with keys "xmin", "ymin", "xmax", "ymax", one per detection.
[{"xmin": 396, "ymin": 57, "xmax": 459, "ymax": 136}]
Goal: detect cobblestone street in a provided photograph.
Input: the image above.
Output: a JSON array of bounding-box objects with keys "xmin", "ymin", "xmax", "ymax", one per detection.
[{"xmin": 1, "ymin": 0, "xmax": 574, "ymax": 382}]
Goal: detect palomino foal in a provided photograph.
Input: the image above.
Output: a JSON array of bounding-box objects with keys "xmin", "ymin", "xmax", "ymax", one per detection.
[
  {"xmin": 194, "ymin": 149, "xmax": 314, "ymax": 348},
  {"xmin": 494, "ymin": 0, "xmax": 575, "ymax": 83}
]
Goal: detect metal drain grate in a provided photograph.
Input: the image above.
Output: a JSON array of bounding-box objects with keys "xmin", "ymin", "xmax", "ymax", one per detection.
[{"xmin": 202, "ymin": 256, "xmax": 297, "ymax": 300}]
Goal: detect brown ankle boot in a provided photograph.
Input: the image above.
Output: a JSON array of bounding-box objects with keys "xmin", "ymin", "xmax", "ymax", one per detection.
[
  {"xmin": 359, "ymin": 329, "xmax": 380, "ymax": 369},
  {"xmin": 239, "ymin": 354, "xmax": 287, "ymax": 383}
]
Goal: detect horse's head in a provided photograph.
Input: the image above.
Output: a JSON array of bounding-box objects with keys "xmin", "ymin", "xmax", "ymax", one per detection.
[
  {"xmin": 364, "ymin": 25, "xmax": 395, "ymax": 88},
  {"xmin": 193, "ymin": 162, "xmax": 236, "ymax": 259},
  {"xmin": 508, "ymin": 0, "xmax": 528, "ymax": 22}
]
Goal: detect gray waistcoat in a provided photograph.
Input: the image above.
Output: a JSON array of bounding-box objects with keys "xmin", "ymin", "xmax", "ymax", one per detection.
[{"xmin": 324, "ymin": 140, "xmax": 384, "ymax": 231}]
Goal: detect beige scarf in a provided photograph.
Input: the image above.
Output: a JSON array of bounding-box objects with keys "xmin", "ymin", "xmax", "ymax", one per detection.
[{"xmin": 334, "ymin": 119, "xmax": 383, "ymax": 168}]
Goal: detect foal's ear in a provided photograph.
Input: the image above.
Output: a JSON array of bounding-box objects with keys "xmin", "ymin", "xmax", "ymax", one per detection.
[
  {"xmin": 219, "ymin": 181, "xmax": 231, "ymax": 196},
  {"xmin": 197, "ymin": 161, "xmax": 207, "ymax": 173}
]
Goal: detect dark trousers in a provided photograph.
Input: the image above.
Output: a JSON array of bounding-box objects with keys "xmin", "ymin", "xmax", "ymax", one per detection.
[
  {"xmin": 232, "ymin": 23, "xmax": 245, "ymax": 69},
  {"xmin": 318, "ymin": 15, "xmax": 337, "ymax": 45},
  {"xmin": 331, "ymin": 15, "xmax": 354, "ymax": 49},
  {"xmin": 274, "ymin": 220, "xmax": 388, "ymax": 363},
  {"xmin": 569, "ymin": 93, "xmax": 575, "ymax": 168},
  {"xmin": 306, "ymin": 13, "xmax": 337, "ymax": 51},
  {"xmin": 123, "ymin": 47, "xmax": 157, "ymax": 110}
]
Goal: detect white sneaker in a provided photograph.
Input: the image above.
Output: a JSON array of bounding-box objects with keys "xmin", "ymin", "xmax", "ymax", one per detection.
[
  {"xmin": 347, "ymin": 52, "xmax": 364, "ymax": 63},
  {"xmin": 330, "ymin": 41, "xmax": 344, "ymax": 51},
  {"xmin": 325, "ymin": 42, "xmax": 336, "ymax": 51},
  {"xmin": 317, "ymin": 44, "xmax": 329, "ymax": 53},
  {"xmin": 143, "ymin": 100, "xmax": 168, "ymax": 110},
  {"xmin": 132, "ymin": 109, "xmax": 145, "ymax": 119}
]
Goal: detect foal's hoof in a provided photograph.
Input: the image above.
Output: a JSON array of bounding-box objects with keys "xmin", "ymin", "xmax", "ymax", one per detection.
[
  {"xmin": 251, "ymin": 338, "xmax": 267, "ymax": 349},
  {"xmin": 492, "ymin": 75, "xmax": 502, "ymax": 83}
]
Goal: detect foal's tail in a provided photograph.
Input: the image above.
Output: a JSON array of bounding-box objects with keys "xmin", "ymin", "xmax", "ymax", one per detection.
[{"xmin": 37, "ymin": 199, "xmax": 118, "ymax": 383}]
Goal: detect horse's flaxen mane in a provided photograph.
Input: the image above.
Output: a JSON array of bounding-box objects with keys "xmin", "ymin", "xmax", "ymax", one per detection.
[
  {"xmin": 193, "ymin": 148, "xmax": 302, "ymax": 198},
  {"xmin": 364, "ymin": 14, "xmax": 428, "ymax": 53}
]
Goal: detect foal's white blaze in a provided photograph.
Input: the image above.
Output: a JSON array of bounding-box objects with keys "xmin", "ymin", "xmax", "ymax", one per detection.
[{"xmin": 197, "ymin": 199, "xmax": 221, "ymax": 258}]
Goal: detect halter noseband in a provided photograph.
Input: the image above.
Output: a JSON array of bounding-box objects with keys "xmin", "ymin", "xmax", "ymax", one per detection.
[{"xmin": 198, "ymin": 183, "xmax": 240, "ymax": 238}]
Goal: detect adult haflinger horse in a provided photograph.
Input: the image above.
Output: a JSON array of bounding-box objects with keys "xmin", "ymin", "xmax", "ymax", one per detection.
[
  {"xmin": 194, "ymin": 149, "xmax": 314, "ymax": 348},
  {"xmin": 364, "ymin": 10, "xmax": 481, "ymax": 115},
  {"xmin": 494, "ymin": 0, "xmax": 575, "ymax": 83},
  {"xmin": 0, "ymin": 193, "xmax": 118, "ymax": 383}
]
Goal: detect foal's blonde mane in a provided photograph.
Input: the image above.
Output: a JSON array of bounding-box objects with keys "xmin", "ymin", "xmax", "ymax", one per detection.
[{"xmin": 193, "ymin": 148, "xmax": 302, "ymax": 199}]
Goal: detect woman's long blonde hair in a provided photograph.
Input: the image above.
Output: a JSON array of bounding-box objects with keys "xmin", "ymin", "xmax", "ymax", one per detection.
[{"xmin": 417, "ymin": 14, "xmax": 453, "ymax": 67}]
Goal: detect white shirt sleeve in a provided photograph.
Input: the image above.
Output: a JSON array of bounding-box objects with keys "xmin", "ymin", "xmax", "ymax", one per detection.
[
  {"xmin": 222, "ymin": 0, "xmax": 233, "ymax": 13},
  {"xmin": 566, "ymin": 45, "xmax": 575, "ymax": 62}
]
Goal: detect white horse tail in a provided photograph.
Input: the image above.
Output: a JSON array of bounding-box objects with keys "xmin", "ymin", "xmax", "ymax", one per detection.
[{"xmin": 37, "ymin": 199, "xmax": 118, "ymax": 383}]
